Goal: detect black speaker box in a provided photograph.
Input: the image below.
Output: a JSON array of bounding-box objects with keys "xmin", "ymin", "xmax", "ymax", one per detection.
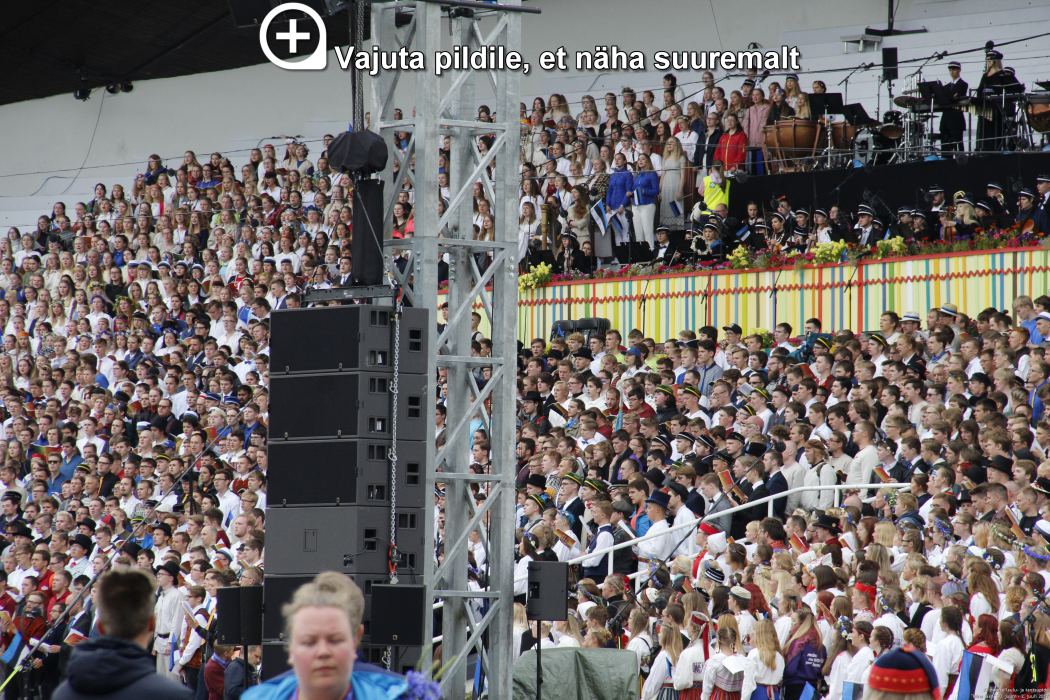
[
  {"xmin": 369, "ymin": 584, "xmax": 427, "ymax": 646},
  {"xmin": 217, "ymin": 585, "xmax": 264, "ymax": 645},
  {"xmin": 269, "ymin": 372, "xmax": 428, "ymax": 440},
  {"xmin": 526, "ymin": 561, "xmax": 569, "ymax": 621},
  {"xmin": 270, "ymin": 305, "xmax": 429, "ymax": 376},
  {"xmin": 352, "ymin": 179, "xmax": 385, "ymax": 285},
  {"xmin": 261, "ymin": 572, "xmax": 397, "ymax": 640},
  {"xmin": 268, "ymin": 438, "xmax": 425, "ymax": 508},
  {"xmin": 575, "ymin": 317, "xmax": 611, "ymax": 339},
  {"xmin": 264, "ymin": 505, "xmax": 425, "ymax": 577},
  {"xmin": 883, "ymin": 47, "xmax": 899, "ymax": 81}
]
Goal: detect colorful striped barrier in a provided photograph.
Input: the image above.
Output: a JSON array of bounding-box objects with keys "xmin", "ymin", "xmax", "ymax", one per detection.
[{"xmin": 514, "ymin": 246, "xmax": 1050, "ymax": 340}]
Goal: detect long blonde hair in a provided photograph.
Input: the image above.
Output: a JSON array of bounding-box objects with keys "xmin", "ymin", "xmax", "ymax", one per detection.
[
  {"xmin": 752, "ymin": 619, "xmax": 782, "ymax": 669},
  {"xmin": 662, "ymin": 137, "xmax": 684, "ymax": 163},
  {"xmin": 717, "ymin": 613, "xmax": 741, "ymax": 653},
  {"xmin": 660, "ymin": 622, "xmax": 684, "ymax": 664}
]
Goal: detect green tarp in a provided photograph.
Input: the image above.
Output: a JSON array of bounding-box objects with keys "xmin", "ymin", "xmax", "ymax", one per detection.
[{"xmin": 512, "ymin": 647, "xmax": 640, "ymax": 700}]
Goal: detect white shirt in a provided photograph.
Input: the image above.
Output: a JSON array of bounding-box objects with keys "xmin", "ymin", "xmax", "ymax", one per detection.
[
  {"xmin": 673, "ymin": 641, "xmax": 710, "ymax": 690},
  {"xmin": 800, "ymin": 461, "xmax": 837, "ymax": 511},
  {"xmin": 635, "ymin": 519, "xmax": 675, "ymax": 570},
  {"xmin": 844, "ymin": 646, "xmax": 874, "ymax": 682},
  {"xmin": 847, "ymin": 444, "xmax": 878, "ymax": 486},
  {"xmin": 826, "ymin": 650, "xmax": 852, "ymax": 700},
  {"xmin": 746, "ymin": 648, "xmax": 784, "ymax": 686},
  {"xmin": 643, "ymin": 649, "xmax": 676, "ymax": 700},
  {"xmin": 931, "ymin": 634, "xmax": 965, "ymax": 691}
]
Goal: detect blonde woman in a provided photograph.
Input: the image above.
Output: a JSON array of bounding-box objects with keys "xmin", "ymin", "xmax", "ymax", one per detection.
[
  {"xmin": 242, "ymin": 571, "xmax": 425, "ymax": 698},
  {"xmin": 783, "ymin": 74, "xmax": 805, "ymax": 112},
  {"xmin": 553, "ymin": 614, "xmax": 584, "ymax": 647},
  {"xmin": 659, "ymin": 137, "xmax": 687, "ymax": 229},
  {"xmin": 626, "ymin": 607, "xmax": 654, "ymax": 670},
  {"xmin": 746, "ymin": 619, "xmax": 784, "ymax": 700},
  {"xmin": 643, "ymin": 622, "xmax": 685, "ymax": 699}
]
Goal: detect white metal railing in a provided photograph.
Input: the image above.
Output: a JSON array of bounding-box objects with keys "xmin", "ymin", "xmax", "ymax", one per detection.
[{"xmin": 566, "ymin": 482, "xmax": 910, "ymax": 584}]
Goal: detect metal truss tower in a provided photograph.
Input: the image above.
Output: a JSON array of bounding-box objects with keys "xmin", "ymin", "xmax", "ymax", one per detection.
[{"xmin": 368, "ymin": 1, "xmax": 529, "ymax": 696}]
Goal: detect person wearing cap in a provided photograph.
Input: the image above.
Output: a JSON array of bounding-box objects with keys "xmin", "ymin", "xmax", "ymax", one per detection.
[
  {"xmin": 579, "ymin": 500, "xmax": 616, "ymax": 581},
  {"xmin": 728, "ymin": 585, "xmax": 757, "ymax": 647},
  {"xmin": 1015, "ymin": 186, "xmax": 1048, "ymax": 233},
  {"xmin": 558, "ymin": 473, "xmax": 585, "ymax": 538},
  {"xmin": 153, "ymin": 560, "xmax": 187, "ymax": 677},
  {"xmin": 976, "ymin": 48, "xmax": 1023, "ymax": 152},
  {"xmin": 651, "ymin": 225, "xmax": 687, "ymax": 266},
  {"xmin": 940, "ymin": 60, "xmax": 968, "ymax": 153},
  {"xmin": 854, "ymin": 205, "xmax": 875, "ymax": 245},
  {"xmin": 665, "ymin": 481, "xmax": 697, "ymax": 556},
  {"xmin": 1036, "ymin": 172, "xmax": 1050, "ymax": 214},
  {"xmin": 867, "ymin": 332, "xmax": 890, "ymax": 376},
  {"xmin": 634, "ymin": 489, "xmax": 675, "ymax": 571}
]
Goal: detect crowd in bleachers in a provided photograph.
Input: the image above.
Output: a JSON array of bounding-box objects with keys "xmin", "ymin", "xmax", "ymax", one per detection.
[{"xmin": 502, "ymin": 298, "xmax": 1050, "ymax": 699}]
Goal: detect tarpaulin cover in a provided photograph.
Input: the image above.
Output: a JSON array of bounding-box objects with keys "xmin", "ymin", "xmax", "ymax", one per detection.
[{"xmin": 512, "ymin": 648, "xmax": 639, "ymax": 700}]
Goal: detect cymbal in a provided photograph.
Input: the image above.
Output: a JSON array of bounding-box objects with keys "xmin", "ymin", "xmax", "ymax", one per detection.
[{"xmin": 894, "ymin": 95, "xmax": 923, "ymax": 108}]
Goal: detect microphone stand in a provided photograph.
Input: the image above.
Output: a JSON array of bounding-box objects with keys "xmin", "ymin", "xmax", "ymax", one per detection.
[{"xmin": 837, "ymin": 63, "xmax": 873, "ymax": 106}]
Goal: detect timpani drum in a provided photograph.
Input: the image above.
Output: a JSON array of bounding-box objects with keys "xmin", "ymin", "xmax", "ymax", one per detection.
[
  {"xmin": 769, "ymin": 119, "xmax": 820, "ymax": 170},
  {"xmin": 831, "ymin": 121, "xmax": 858, "ymax": 150},
  {"xmin": 1027, "ymin": 94, "xmax": 1050, "ymax": 133}
]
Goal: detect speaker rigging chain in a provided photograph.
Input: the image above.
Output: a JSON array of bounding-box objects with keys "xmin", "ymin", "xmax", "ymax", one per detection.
[{"xmin": 383, "ymin": 277, "xmax": 404, "ymax": 673}]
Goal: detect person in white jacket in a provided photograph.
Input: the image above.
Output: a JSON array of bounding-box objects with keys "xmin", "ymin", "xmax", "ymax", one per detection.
[
  {"xmin": 799, "ymin": 441, "xmax": 837, "ymax": 512},
  {"xmin": 635, "ymin": 490, "xmax": 676, "ymax": 574}
]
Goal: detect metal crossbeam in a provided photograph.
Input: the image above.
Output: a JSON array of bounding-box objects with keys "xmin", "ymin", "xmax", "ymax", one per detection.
[{"xmin": 369, "ymin": 2, "xmax": 522, "ymax": 696}]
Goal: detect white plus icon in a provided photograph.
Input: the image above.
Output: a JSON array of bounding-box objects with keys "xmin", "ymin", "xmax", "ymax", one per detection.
[{"xmin": 276, "ymin": 18, "xmax": 311, "ymax": 54}]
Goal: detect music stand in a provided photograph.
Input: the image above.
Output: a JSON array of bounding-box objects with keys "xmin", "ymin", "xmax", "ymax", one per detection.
[
  {"xmin": 809, "ymin": 92, "xmax": 845, "ymax": 118},
  {"xmin": 918, "ymin": 80, "xmax": 953, "ymax": 107},
  {"xmin": 843, "ymin": 103, "xmax": 878, "ymax": 127},
  {"xmin": 810, "ymin": 93, "xmax": 846, "ymax": 168}
]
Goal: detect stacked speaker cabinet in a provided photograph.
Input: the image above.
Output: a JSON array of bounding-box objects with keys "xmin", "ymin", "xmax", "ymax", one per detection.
[{"xmin": 262, "ymin": 304, "xmax": 430, "ymax": 678}]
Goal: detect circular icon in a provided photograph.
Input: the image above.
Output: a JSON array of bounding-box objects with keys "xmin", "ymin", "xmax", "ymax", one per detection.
[{"xmin": 259, "ymin": 3, "xmax": 328, "ymax": 71}]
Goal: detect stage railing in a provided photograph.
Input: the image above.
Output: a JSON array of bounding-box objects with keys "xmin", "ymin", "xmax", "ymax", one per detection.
[{"xmin": 565, "ymin": 482, "xmax": 910, "ymax": 586}]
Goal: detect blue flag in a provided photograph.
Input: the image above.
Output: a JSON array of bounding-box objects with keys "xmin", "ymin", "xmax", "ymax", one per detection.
[
  {"xmin": 842, "ymin": 681, "xmax": 863, "ymax": 700},
  {"xmin": 798, "ymin": 683, "xmax": 816, "ymax": 700},
  {"xmin": 670, "ymin": 199, "xmax": 682, "ymax": 218},
  {"xmin": 1, "ymin": 631, "xmax": 23, "ymax": 665}
]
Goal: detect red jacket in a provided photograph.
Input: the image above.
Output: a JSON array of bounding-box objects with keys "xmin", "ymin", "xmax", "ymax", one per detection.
[
  {"xmin": 715, "ymin": 130, "xmax": 748, "ymax": 171},
  {"xmin": 204, "ymin": 657, "xmax": 227, "ymax": 700}
]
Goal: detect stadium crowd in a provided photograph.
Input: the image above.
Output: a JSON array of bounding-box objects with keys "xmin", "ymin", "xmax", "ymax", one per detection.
[
  {"xmin": 0, "ymin": 60, "xmax": 1047, "ymax": 700},
  {"xmin": 503, "ymin": 298, "xmax": 1050, "ymax": 699}
]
